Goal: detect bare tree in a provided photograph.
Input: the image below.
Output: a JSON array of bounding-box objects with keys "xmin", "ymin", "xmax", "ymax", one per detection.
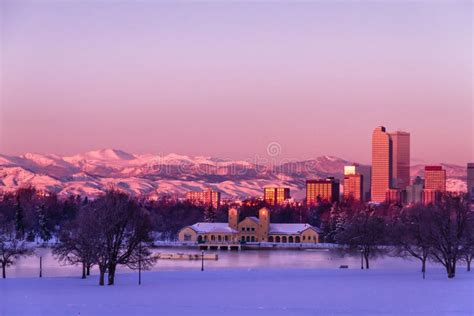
[
  {"xmin": 392, "ymin": 204, "xmax": 433, "ymax": 279},
  {"xmin": 0, "ymin": 234, "xmax": 33, "ymax": 278},
  {"xmin": 429, "ymin": 192, "xmax": 470, "ymax": 278},
  {"xmin": 461, "ymin": 211, "xmax": 474, "ymax": 272},
  {"xmin": 53, "ymin": 205, "xmax": 99, "ymax": 279},
  {"xmin": 92, "ymin": 189, "xmax": 155, "ymax": 286},
  {"xmin": 335, "ymin": 208, "xmax": 387, "ymax": 269}
]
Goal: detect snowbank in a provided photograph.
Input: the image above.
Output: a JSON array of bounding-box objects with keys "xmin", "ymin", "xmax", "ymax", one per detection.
[{"xmin": 1, "ymin": 268, "xmax": 472, "ymax": 315}]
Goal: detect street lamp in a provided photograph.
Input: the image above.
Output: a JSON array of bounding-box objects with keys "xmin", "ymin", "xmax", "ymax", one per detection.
[
  {"xmin": 201, "ymin": 250, "xmax": 204, "ymax": 271},
  {"xmin": 35, "ymin": 246, "xmax": 48, "ymax": 278},
  {"xmin": 138, "ymin": 242, "xmax": 142, "ymax": 285}
]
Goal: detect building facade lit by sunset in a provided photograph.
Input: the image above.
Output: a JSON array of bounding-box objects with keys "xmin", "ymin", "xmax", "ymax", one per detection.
[
  {"xmin": 185, "ymin": 188, "xmax": 221, "ymax": 209},
  {"xmin": 344, "ymin": 164, "xmax": 371, "ymax": 201},
  {"xmin": 467, "ymin": 163, "xmax": 474, "ymax": 203},
  {"xmin": 343, "ymin": 173, "xmax": 363, "ymax": 201},
  {"xmin": 371, "ymin": 126, "xmax": 411, "ymax": 203},
  {"xmin": 371, "ymin": 126, "xmax": 393, "ymax": 202},
  {"xmin": 422, "ymin": 166, "xmax": 446, "ymax": 205},
  {"xmin": 389, "ymin": 131, "xmax": 411, "ymax": 190},
  {"xmin": 306, "ymin": 178, "xmax": 340, "ymax": 205},
  {"xmin": 264, "ymin": 187, "xmax": 290, "ymax": 206}
]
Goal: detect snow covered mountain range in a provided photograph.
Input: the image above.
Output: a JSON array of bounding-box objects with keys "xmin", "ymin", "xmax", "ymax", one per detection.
[{"xmin": 0, "ymin": 149, "xmax": 467, "ymax": 200}]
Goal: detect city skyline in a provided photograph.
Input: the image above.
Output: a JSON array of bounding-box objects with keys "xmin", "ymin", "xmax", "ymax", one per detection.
[{"xmin": 1, "ymin": 1, "xmax": 472, "ymax": 165}]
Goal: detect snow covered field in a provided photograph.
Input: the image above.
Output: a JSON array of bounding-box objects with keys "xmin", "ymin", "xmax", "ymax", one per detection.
[{"xmin": 1, "ymin": 268, "xmax": 473, "ymax": 316}]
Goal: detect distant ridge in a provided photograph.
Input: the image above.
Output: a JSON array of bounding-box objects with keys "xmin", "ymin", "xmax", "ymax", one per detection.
[{"xmin": 0, "ymin": 149, "xmax": 467, "ymax": 199}]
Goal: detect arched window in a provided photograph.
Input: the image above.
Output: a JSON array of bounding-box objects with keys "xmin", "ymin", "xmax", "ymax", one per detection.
[
  {"xmin": 268, "ymin": 236, "xmax": 274, "ymax": 242},
  {"xmin": 282, "ymin": 236, "xmax": 287, "ymax": 243},
  {"xmin": 246, "ymin": 236, "xmax": 250, "ymax": 242},
  {"xmin": 288, "ymin": 236, "xmax": 294, "ymax": 243},
  {"xmin": 251, "ymin": 236, "xmax": 255, "ymax": 242},
  {"xmin": 295, "ymin": 236, "xmax": 300, "ymax": 243},
  {"xmin": 211, "ymin": 235, "xmax": 215, "ymax": 241},
  {"xmin": 276, "ymin": 236, "xmax": 281, "ymax": 243},
  {"xmin": 217, "ymin": 235, "xmax": 222, "ymax": 242}
]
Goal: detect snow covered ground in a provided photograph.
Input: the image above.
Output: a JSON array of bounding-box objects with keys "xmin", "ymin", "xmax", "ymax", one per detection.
[{"xmin": 1, "ymin": 268, "xmax": 473, "ymax": 315}]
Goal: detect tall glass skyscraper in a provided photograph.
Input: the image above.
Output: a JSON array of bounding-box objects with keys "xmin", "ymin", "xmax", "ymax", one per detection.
[
  {"xmin": 389, "ymin": 131, "xmax": 411, "ymax": 190},
  {"xmin": 371, "ymin": 126, "xmax": 392, "ymax": 202},
  {"xmin": 371, "ymin": 126, "xmax": 411, "ymax": 203}
]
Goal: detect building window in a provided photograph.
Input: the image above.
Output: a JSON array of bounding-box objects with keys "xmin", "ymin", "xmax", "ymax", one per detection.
[
  {"xmin": 241, "ymin": 227, "xmax": 245, "ymax": 231},
  {"xmin": 184, "ymin": 234, "xmax": 192, "ymax": 241},
  {"xmin": 251, "ymin": 227, "xmax": 255, "ymax": 231},
  {"xmin": 246, "ymin": 227, "xmax": 250, "ymax": 231}
]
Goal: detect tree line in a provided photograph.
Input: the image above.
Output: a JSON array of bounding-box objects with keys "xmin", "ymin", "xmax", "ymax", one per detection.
[{"xmin": 0, "ymin": 186, "xmax": 473, "ymax": 283}]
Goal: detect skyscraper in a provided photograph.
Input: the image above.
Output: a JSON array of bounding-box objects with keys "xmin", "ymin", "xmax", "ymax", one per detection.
[
  {"xmin": 467, "ymin": 163, "xmax": 474, "ymax": 202},
  {"xmin": 389, "ymin": 131, "xmax": 410, "ymax": 190},
  {"xmin": 371, "ymin": 126, "xmax": 392, "ymax": 202}
]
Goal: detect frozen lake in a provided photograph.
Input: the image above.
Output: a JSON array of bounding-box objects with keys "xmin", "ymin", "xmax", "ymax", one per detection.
[{"xmin": 7, "ymin": 246, "xmax": 445, "ymax": 278}]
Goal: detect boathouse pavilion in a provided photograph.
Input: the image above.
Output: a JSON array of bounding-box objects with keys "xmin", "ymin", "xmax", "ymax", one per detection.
[{"xmin": 178, "ymin": 207, "xmax": 321, "ymax": 244}]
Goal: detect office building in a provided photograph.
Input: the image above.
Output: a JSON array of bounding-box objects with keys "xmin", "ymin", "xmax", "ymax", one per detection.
[
  {"xmin": 185, "ymin": 188, "xmax": 221, "ymax": 208},
  {"xmin": 343, "ymin": 173, "xmax": 363, "ymax": 201},
  {"xmin": 344, "ymin": 164, "xmax": 371, "ymax": 201},
  {"xmin": 306, "ymin": 178, "xmax": 340, "ymax": 205},
  {"xmin": 371, "ymin": 126, "xmax": 392, "ymax": 202},
  {"xmin": 264, "ymin": 187, "xmax": 291, "ymax": 206},
  {"xmin": 422, "ymin": 166, "xmax": 446, "ymax": 205},
  {"xmin": 389, "ymin": 131, "xmax": 411, "ymax": 190},
  {"xmin": 468, "ymin": 163, "xmax": 474, "ymax": 202}
]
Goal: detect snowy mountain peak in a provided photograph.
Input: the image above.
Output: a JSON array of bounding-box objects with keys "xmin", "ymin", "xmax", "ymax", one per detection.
[
  {"xmin": 67, "ymin": 149, "xmax": 136, "ymax": 162},
  {"xmin": 0, "ymin": 150, "xmax": 467, "ymax": 198}
]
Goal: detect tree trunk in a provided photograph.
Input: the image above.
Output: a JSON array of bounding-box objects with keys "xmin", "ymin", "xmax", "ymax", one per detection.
[
  {"xmin": 421, "ymin": 258, "xmax": 426, "ymax": 279},
  {"xmin": 81, "ymin": 262, "xmax": 86, "ymax": 279},
  {"xmin": 99, "ymin": 266, "xmax": 106, "ymax": 286},
  {"xmin": 364, "ymin": 254, "xmax": 370, "ymax": 270},
  {"xmin": 2, "ymin": 263, "xmax": 6, "ymax": 279},
  {"xmin": 86, "ymin": 263, "xmax": 91, "ymax": 276},
  {"xmin": 447, "ymin": 261, "xmax": 456, "ymax": 278},
  {"xmin": 107, "ymin": 264, "xmax": 116, "ymax": 286},
  {"xmin": 467, "ymin": 258, "xmax": 471, "ymax": 272}
]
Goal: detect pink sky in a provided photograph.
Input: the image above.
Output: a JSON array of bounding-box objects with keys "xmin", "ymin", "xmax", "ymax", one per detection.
[{"xmin": 0, "ymin": 1, "xmax": 472, "ymax": 164}]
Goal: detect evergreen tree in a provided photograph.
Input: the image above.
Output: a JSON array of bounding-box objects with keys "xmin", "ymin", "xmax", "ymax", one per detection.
[
  {"xmin": 14, "ymin": 199, "xmax": 25, "ymax": 239},
  {"xmin": 204, "ymin": 206, "xmax": 217, "ymax": 223},
  {"xmin": 37, "ymin": 205, "xmax": 51, "ymax": 242}
]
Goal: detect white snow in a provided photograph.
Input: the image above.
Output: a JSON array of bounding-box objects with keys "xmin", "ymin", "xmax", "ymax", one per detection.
[
  {"xmin": 0, "ymin": 149, "xmax": 468, "ymax": 199},
  {"xmin": 269, "ymin": 223, "xmax": 318, "ymax": 234},
  {"xmin": 0, "ymin": 268, "xmax": 472, "ymax": 315},
  {"xmin": 189, "ymin": 223, "xmax": 238, "ymax": 234}
]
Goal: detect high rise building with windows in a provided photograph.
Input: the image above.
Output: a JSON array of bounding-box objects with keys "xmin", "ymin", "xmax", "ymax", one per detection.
[
  {"xmin": 264, "ymin": 187, "xmax": 290, "ymax": 206},
  {"xmin": 467, "ymin": 163, "xmax": 474, "ymax": 203},
  {"xmin": 344, "ymin": 164, "xmax": 371, "ymax": 201},
  {"xmin": 343, "ymin": 173, "xmax": 363, "ymax": 201},
  {"xmin": 422, "ymin": 166, "xmax": 446, "ymax": 205},
  {"xmin": 185, "ymin": 188, "xmax": 221, "ymax": 208},
  {"xmin": 371, "ymin": 126, "xmax": 411, "ymax": 203},
  {"xmin": 306, "ymin": 178, "xmax": 340, "ymax": 205},
  {"xmin": 389, "ymin": 131, "xmax": 411, "ymax": 190},
  {"xmin": 371, "ymin": 126, "xmax": 393, "ymax": 202}
]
